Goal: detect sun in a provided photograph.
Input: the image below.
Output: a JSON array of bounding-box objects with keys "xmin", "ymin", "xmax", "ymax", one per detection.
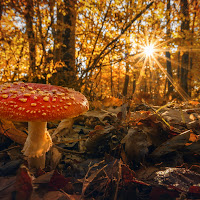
[
  {"xmin": 130, "ymin": 32, "xmax": 190, "ymax": 101},
  {"xmin": 143, "ymin": 45, "xmax": 155, "ymax": 57}
]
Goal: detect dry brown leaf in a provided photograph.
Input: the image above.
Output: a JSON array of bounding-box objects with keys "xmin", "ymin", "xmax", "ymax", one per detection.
[
  {"xmin": 81, "ymin": 160, "xmax": 107, "ymax": 196},
  {"xmin": 33, "ymin": 171, "xmax": 54, "ymax": 184},
  {"xmin": 185, "ymin": 132, "xmax": 199, "ymax": 146},
  {"xmin": 0, "ymin": 176, "xmax": 16, "ymax": 200},
  {"xmin": 15, "ymin": 166, "xmax": 33, "ymax": 200},
  {"xmin": 189, "ymin": 100, "xmax": 200, "ymax": 106},
  {"xmin": 31, "ymin": 190, "xmax": 79, "ymax": 200},
  {"xmin": 0, "ymin": 119, "xmax": 27, "ymax": 144},
  {"xmin": 52, "ymin": 118, "xmax": 74, "ymax": 140},
  {"xmin": 49, "ymin": 147, "xmax": 62, "ymax": 170}
]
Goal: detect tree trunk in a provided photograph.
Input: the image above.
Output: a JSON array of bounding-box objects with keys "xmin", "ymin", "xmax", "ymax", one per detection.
[
  {"xmin": 0, "ymin": 1, "xmax": 3, "ymax": 21},
  {"xmin": 123, "ymin": 73, "xmax": 129, "ymax": 96},
  {"xmin": 188, "ymin": 0, "xmax": 198, "ymax": 97},
  {"xmin": 62, "ymin": 0, "xmax": 76, "ymax": 73},
  {"xmin": 51, "ymin": 0, "xmax": 76, "ymax": 88},
  {"xmin": 24, "ymin": 0, "xmax": 36, "ymax": 82},
  {"xmin": 177, "ymin": 50, "xmax": 181, "ymax": 81},
  {"xmin": 180, "ymin": 0, "xmax": 189, "ymax": 94},
  {"xmin": 110, "ymin": 63, "xmax": 114, "ymax": 96},
  {"xmin": 166, "ymin": 0, "xmax": 173, "ymax": 95},
  {"xmin": 123, "ymin": 51, "xmax": 129, "ymax": 96},
  {"xmin": 132, "ymin": 73, "xmax": 136, "ymax": 95},
  {"xmin": 122, "ymin": 31, "xmax": 130, "ymax": 97}
]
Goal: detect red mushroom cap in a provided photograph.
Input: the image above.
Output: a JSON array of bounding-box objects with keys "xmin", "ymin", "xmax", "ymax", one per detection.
[{"xmin": 0, "ymin": 82, "xmax": 89, "ymax": 121}]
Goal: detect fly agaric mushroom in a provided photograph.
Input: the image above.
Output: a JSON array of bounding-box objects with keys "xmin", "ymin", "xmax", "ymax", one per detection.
[{"xmin": 0, "ymin": 82, "xmax": 89, "ymax": 169}]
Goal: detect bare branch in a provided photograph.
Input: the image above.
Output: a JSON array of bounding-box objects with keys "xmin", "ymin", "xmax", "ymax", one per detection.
[
  {"xmin": 81, "ymin": 1, "xmax": 154, "ymax": 79},
  {"xmin": 87, "ymin": 0, "xmax": 113, "ymax": 70}
]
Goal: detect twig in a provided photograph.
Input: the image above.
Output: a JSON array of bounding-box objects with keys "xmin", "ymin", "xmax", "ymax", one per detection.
[
  {"xmin": 0, "ymin": 145, "xmax": 20, "ymax": 154},
  {"xmin": 81, "ymin": 1, "xmax": 154, "ymax": 78},
  {"xmin": 59, "ymin": 189, "xmax": 77, "ymax": 200},
  {"xmin": 114, "ymin": 159, "xmax": 122, "ymax": 200},
  {"xmin": 54, "ymin": 144, "xmax": 86, "ymax": 155}
]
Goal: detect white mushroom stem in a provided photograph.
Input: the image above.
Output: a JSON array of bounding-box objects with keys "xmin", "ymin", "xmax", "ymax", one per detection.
[{"xmin": 22, "ymin": 121, "xmax": 52, "ymax": 169}]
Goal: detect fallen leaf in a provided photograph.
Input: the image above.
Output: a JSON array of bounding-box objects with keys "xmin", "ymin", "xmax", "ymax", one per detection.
[
  {"xmin": 0, "ymin": 176, "xmax": 16, "ymax": 200},
  {"xmin": 49, "ymin": 146, "xmax": 62, "ymax": 170},
  {"xmin": 94, "ymin": 125, "xmax": 104, "ymax": 130},
  {"xmin": 81, "ymin": 160, "xmax": 107, "ymax": 196},
  {"xmin": 33, "ymin": 171, "xmax": 54, "ymax": 184},
  {"xmin": 154, "ymin": 167, "xmax": 200, "ymax": 192},
  {"xmin": 151, "ymin": 130, "xmax": 191, "ymax": 157},
  {"xmin": 0, "ymin": 159, "xmax": 22, "ymax": 176},
  {"xmin": 189, "ymin": 101, "xmax": 199, "ymax": 106},
  {"xmin": 189, "ymin": 186, "xmax": 200, "ymax": 194},
  {"xmin": 15, "ymin": 165, "xmax": 33, "ymax": 200},
  {"xmin": 185, "ymin": 132, "xmax": 199, "ymax": 146},
  {"xmin": 52, "ymin": 118, "xmax": 74, "ymax": 139},
  {"xmin": 0, "ymin": 119, "xmax": 27, "ymax": 144},
  {"xmin": 150, "ymin": 186, "xmax": 179, "ymax": 200},
  {"xmin": 48, "ymin": 170, "xmax": 71, "ymax": 190},
  {"xmin": 31, "ymin": 190, "xmax": 71, "ymax": 200}
]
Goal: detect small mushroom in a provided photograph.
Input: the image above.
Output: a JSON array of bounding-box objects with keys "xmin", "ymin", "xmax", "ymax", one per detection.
[{"xmin": 0, "ymin": 82, "xmax": 89, "ymax": 169}]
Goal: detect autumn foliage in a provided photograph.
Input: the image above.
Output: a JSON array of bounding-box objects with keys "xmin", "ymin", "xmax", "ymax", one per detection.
[{"xmin": 0, "ymin": 0, "xmax": 199, "ymax": 103}]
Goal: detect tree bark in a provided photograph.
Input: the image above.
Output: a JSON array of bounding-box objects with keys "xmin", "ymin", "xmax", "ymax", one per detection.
[
  {"xmin": 123, "ymin": 71, "xmax": 129, "ymax": 96},
  {"xmin": 132, "ymin": 73, "xmax": 136, "ymax": 95},
  {"xmin": 180, "ymin": 0, "xmax": 189, "ymax": 94},
  {"xmin": 177, "ymin": 50, "xmax": 180, "ymax": 81},
  {"xmin": 110, "ymin": 63, "xmax": 114, "ymax": 96},
  {"xmin": 24, "ymin": 0, "xmax": 37, "ymax": 82},
  {"xmin": 123, "ymin": 45, "xmax": 130, "ymax": 96},
  {"xmin": 51, "ymin": 0, "xmax": 76, "ymax": 88},
  {"xmin": 166, "ymin": 0, "xmax": 173, "ymax": 95},
  {"xmin": 0, "ymin": 1, "xmax": 3, "ymax": 21},
  {"xmin": 188, "ymin": 0, "xmax": 198, "ymax": 97}
]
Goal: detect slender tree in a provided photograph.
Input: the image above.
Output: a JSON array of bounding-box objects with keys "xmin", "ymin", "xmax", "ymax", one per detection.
[
  {"xmin": 24, "ymin": 0, "xmax": 37, "ymax": 81},
  {"xmin": 180, "ymin": 0, "xmax": 189, "ymax": 94},
  {"xmin": 50, "ymin": 0, "xmax": 76, "ymax": 87},
  {"xmin": 166, "ymin": 0, "xmax": 173, "ymax": 95}
]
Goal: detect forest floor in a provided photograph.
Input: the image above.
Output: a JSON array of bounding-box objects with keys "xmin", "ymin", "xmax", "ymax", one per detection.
[{"xmin": 0, "ymin": 100, "xmax": 200, "ymax": 200}]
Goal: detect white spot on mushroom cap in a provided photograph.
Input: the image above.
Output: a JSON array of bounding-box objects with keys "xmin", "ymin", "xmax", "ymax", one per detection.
[
  {"xmin": 11, "ymin": 95, "xmax": 17, "ymax": 98},
  {"xmin": 2, "ymin": 94, "xmax": 8, "ymax": 98},
  {"xmin": 24, "ymin": 93, "xmax": 31, "ymax": 97},
  {"xmin": 19, "ymin": 98, "xmax": 28, "ymax": 102},
  {"xmin": 10, "ymin": 90, "xmax": 18, "ymax": 94},
  {"xmin": 43, "ymin": 96, "xmax": 49, "ymax": 102},
  {"xmin": 28, "ymin": 86, "xmax": 33, "ymax": 90}
]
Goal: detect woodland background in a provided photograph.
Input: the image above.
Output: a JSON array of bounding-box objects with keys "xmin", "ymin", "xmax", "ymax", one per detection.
[{"xmin": 0, "ymin": 0, "xmax": 199, "ymax": 104}]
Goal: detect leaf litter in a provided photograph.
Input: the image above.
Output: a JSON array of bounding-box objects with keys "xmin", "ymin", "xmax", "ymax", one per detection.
[{"xmin": 0, "ymin": 100, "xmax": 200, "ymax": 199}]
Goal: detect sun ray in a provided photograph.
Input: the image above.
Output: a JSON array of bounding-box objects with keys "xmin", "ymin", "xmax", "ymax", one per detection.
[
  {"xmin": 153, "ymin": 52, "xmax": 180, "ymax": 68},
  {"xmin": 132, "ymin": 56, "xmax": 149, "ymax": 98},
  {"xmin": 152, "ymin": 54, "xmax": 190, "ymax": 101},
  {"xmin": 129, "ymin": 31, "xmax": 197, "ymax": 102}
]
